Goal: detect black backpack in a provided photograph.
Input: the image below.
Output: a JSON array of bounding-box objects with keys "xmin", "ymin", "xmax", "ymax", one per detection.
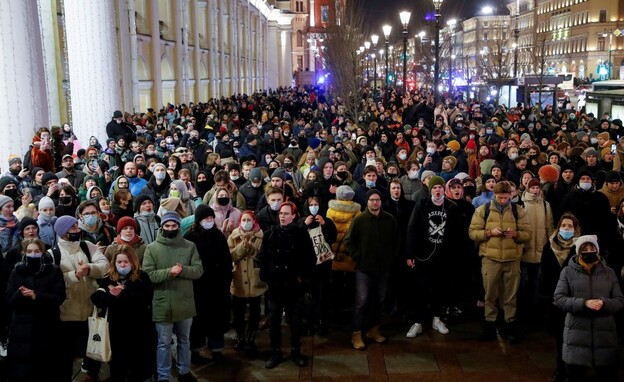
[
  {"xmin": 22, "ymin": 145, "xmax": 33, "ymax": 171},
  {"xmin": 49, "ymin": 241, "xmax": 92, "ymax": 266}
]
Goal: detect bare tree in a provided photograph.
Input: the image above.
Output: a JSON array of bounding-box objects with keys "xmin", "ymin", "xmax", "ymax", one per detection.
[
  {"xmin": 477, "ymin": 38, "xmax": 514, "ymax": 105},
  {"xmin": 323, "ymin": 0, "xmax": 366, "ymax": 121}
]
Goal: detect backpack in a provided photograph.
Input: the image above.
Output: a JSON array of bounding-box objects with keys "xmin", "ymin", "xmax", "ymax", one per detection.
[
  {"xmin": 22, "ymin": 145, "xmax": 33, "ymax": 170},
  {"xmin": 50, "ymin": 241, "xmax": 92, "ymax": 266},
  {"xmin": 483, "ymin": 200, "xmax": 545, "ymax": 222}
]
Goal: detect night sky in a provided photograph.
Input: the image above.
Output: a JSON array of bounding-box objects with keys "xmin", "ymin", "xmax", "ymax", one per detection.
[{"xmin": 360, "ymin": 0, "xmax": 510, "ymax": 43}]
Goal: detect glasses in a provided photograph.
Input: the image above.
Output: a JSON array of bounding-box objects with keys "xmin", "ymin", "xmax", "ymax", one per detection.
[
  {"xmin": 82, "ymin": 211, "xmax": 98, "ymax": 216},
  {"xmin": 368, "ymin": 198, "xmax": 382, "ymax": 203}
]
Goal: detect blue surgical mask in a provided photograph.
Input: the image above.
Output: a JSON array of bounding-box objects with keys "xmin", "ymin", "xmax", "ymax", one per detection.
[
  {"xmin": 140, "ymin": 211, "xmax": 154, "ymax": 218},
  {"xmin": 200, "ymin": 221, "xmax": 214, "ymax": 230},
  {"xmin": 116, "ymin": 265, "xmax": 131, "ymax": 276},
  {"xmin": 559, "ymin": 229, "xmax": 574, "ymax": 240},
  {"xmin": 241, "ymin": 221, "xmax": 253, "ymax": 231},
  {"xmin": 270, "ymin": 201, "xmax": 280, "ymax": 211},
  {"xmin": 84, "ymin": 214, "xmax": 98, "ymax": 226},
  {"xmin": 309, "ymin": 205, "xmax": 319, "ymax": 215},
  {"xmin": 365, "ymin": 180, "xmax": 376, "ymax": 188}
]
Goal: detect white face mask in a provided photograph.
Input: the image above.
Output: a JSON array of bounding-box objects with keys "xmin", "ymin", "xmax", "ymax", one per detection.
[
  {"xmin": 121, "ymin": 232, "xmax": 135, "ymax": 242},
  {"xmin": 398, "ymin": 153, "xmax": 407, "ymax": 161},
  {"xmin": 154, "ymin": 172, "xmax": 166, "ymax": 181},
  {"xmin": 579, "ymin": 181, "xmax": 592, "ymax": 190},
  {"xmin": 426, "ymin": 148, "xmax": 436, "ymax": 155},
  {"xmin": 309, "ymin": 205, "xmax": 319, "ymax": 215},
  {"xmin": 230, "ymin": 175, "xmax": 239, "ymax": 181},
  {"xmin": 200, "ymin": 220, "xmax": 214, "ymax": 230},
  {"xmin": 270, "ymin": 201, "xmax": 280, "ymax": 211},
  {"xmin": 408, "ymin": 171, "xmax": 419, "ymax": 180},
  {"xmin": 241, "ymin": 221, "xmax": 253, "ymax": 231}
]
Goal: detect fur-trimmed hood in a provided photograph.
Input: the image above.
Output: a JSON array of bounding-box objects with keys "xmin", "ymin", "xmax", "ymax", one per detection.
[{"xmin": 328, "ymin": 199, "xmax": 361, "ymax": 213}]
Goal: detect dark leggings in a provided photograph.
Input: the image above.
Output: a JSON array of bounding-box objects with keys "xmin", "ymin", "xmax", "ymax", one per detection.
[
  {"xmin": 232, "ymin": 295, "xmax": 262, "ymax": 334},
  {"xmin": 59, "ymin": 321, "xmax": 101, "ymax": 382}
]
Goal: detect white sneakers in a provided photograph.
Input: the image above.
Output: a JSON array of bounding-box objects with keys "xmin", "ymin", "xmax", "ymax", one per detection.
[
  {"xmin": 0, "ymin": 340, "xmax": 7, "ymax": 358},
  {"xmin": 432, "ymin": 316, "xmax": 449, "ymax": 335},
  {"xmin": 406, "ymin": 323, "xmax": 423, "ymax": 338}
]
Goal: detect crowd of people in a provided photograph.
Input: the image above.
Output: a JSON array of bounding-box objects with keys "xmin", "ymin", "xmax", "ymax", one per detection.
[{"xmin": 0, "ymin": 84, "xmax": 624, "ymax": 382}]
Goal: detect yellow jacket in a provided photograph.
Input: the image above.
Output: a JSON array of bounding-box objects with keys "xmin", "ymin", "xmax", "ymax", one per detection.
[{"xmin": 326, "ymin": 199, "xmax": 361, "ymax": 271}]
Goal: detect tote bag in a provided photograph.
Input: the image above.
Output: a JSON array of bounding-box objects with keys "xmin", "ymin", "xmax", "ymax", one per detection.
[
  {"xmin": 309, "ymin": 226, "xmax": 334, "ymax": 265},
  {"xmin": 86, "ymin": 306, "xmax": 111, "ymax": 362}
]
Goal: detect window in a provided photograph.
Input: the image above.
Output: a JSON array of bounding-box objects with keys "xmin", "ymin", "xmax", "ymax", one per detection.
[
  {"xmin": 598, "ymin": 36, "xmax": 606, "ymax": 51},
  {"xmin": 297, "ymin": 31, "xmax": 303, "ymax": 47},
  {"xmin": 599, "ymin": 10, "xmax": 607, "ymax": 23},
  {"xmin": 297, "ymin": 56, "xmax": 303, "ymax": 70},
  {"xmin": 483, "ymin": 32, "xmax": 488, "ymax": 40}
]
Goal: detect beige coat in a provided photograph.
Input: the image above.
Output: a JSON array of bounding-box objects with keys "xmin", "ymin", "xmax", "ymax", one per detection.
[
  {"xmin": 520, "ymin": 191, "xmax": 554, "ymax": 263},
  {"xmin": 51, "ymin": 239, "xmax": 109, "ymax": 321},
  {"xmin": 469, "ymin": 200, "xmax": 532, "ymax": 262},
  {"xmin": 228, "ymin": 227, "xmax": 267, "ymax": 298}
]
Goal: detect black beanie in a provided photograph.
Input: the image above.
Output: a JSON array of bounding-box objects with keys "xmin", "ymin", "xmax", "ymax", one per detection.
[
  {"xmin": 19, "ymin": 217, "xmax": 38, "ymax": 235},
  {"xmin": 134, "ymin": 194, "xmax": 154, "ymax": 212},
  {"xmin": 194, "ymin": 204, "xmax": 215, "ymax": 223}
]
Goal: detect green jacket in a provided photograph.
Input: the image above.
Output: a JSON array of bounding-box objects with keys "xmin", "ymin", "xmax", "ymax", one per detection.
[
  {"xmin": 142, "ymin": 231, "xmax": 203, "ymax": 323},
  {"xmin": 344, "ymin": 208, "xmax": 399, "ymax": 274}
]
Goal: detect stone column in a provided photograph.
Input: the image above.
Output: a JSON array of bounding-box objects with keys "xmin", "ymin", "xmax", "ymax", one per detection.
[
  {"xmin": 0, "ymin": 0, "xmax": 49, "ymax": 163},
  {"xmin": 266, "ymin": 21, "xmax": 279, "ymax": 90},
  {"xmin": 150, "ymin": 0, "xmax": 163, "ymax": 109}
]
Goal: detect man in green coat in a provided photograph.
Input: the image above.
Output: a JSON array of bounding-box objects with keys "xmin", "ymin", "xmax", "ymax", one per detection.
[{"xmin": 143, "ymin": 212, "xmax": 203, "ymax": 382}]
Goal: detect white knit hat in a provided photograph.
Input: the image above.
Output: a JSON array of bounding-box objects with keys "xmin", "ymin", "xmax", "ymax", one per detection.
[
  {"xmin": 574, "ymin": 235, "xmax": 599, "ymax": 254},
  {"xmin": 38, "ymin": 196, "xmax": 55, "ymax": 210}
]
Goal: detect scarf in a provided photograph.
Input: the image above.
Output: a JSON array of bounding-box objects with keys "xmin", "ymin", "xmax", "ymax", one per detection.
[
  {"xmin": 578, "ymin": 254, "xmax": 601, "ymax": 273},
  {"xmin": 0, "ymin": 214, "xmax": 18, "ymax": 230},
  {"xmin": 549, "ymin": 233, "xmax": 574, "ymax": 267}
]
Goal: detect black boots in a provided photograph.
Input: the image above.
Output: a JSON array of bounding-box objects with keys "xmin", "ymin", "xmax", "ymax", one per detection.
[
  {"xmin": 479, "ymin": 321, "xmax": 497, "ymax": 341},
  {"xmin": 503, "ymin": 321, "xmax": 521, "ymax": 344},
  {"xmin": 290, "ymin": 348, "xmax": 307, "ymax": 367},
  {"xmin": 265, "ymin": 349, "xmax": 283, "ymax": 369},
  {"xmin": 234, "ymin": 331, "xmax": 246, "ymax": 352},
  {"xmin": 246, "ymin": 330, "xmax": 257, "ymax": 352}
]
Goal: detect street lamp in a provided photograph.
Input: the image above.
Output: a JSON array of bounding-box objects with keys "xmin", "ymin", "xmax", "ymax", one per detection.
[
  {"xmin": 364, "ymin": 40, "xmax": 371, "ymax": 84},
  {"xmin": 433, "ymin": 0, "xmax": 443, "ymax": 104},
  {"xmin": 447, "ymin": 18, "xmax": 457, "ymax": 97},
  {"xmin": 371, "ymin": 34, "xmax": 379, "ymax": 97},
  {"xmin": 383, "ymin": 25, "xmax": 392, "ymax": 103},
  {"xmin": 400, "ymin": 11, "xmax": 411, "ymax": 95}
]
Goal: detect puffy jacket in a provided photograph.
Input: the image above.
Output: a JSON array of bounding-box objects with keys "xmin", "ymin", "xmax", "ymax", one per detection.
[
  {"xmin": 228, "ymin": 227, "xmax": 267, "ymax": 298},
  {"xmin": 142, "ymin": 231, "xmax": 203, "ymax": 323},
  {"xmin": 50, "ymin": 239, "xmax": 109, "ymax": 321},
  {"xmin": 520, "ymin": 191, "xmax": 554, "ymax": 263},
  {"xmin": 326, "ymin": 199, "xmax": 361, "ymax": 271},
  {"xmin": 469, "ymin": 200, "xmax": 532, "ymax": 262},
  {"xmin": 554, "ymin": 257, "xmax": 624, "ymax": 367}
]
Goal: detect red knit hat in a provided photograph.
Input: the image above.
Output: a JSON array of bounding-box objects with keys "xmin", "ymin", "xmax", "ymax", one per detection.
[
  {"xmin": 466, "ymin": 139, "xmax": 477, "ymax": 150},
  {"xmin": 116, "ymin": 216, "xmax": 137, "ymax": 233}
]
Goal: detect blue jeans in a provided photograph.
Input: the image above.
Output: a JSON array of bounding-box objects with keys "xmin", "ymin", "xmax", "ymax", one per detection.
[
  {"xmin": 155, "ymin": 318, "xmax": 193, "ymax": 380},
  {"xmin": 353, "ymin": 270, "xmax": 389, "ymax": 331}
]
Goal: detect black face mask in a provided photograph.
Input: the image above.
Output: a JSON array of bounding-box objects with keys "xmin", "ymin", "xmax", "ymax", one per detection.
[
  {"xmin": 283, "ymin": 162, "xmax": 293, "ymax": 170},
  {"xmin": 59, "ymin": 196, "xmax": 72, "ymax": 205},
  {"xmin": 4, "ymin": 189, "xmax": 18, "ymax": 198},
  {"xmin": 580, "ymin": 251, "xmax": 599, "ymax": 263},
  {"xmin": 217, "ymin": 197, "xmax": 230, "ymax": 206},
  {"xmin": 337, "ymin": 171, "xmax": 349, "ymax": 179},
  {"xmin": 463, "ymin": 185, "xmax": 477, "ymax": 198},
  {"xmin": 67, "ymin": 232, "xmax": 81, "ymax": 242},
  {"xmin": 387, "ymin": 173, "xmax": 398, "ymax": 178},
  {"xmin": 161, "ymin": 228, "xmax": 179, "ymax": 239},
  {"xmin": 26, "ymin": 257, "xmax": 43, "ymax": 273}
]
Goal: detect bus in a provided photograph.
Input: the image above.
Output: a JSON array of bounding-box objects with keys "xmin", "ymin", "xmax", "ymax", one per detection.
[
  {"xmin": 591, "ymin": 80, "xmax": 624, "ymax": 92},
  {"xmin": 557, "ymin": 73, "xmax": 574, "ymax": 90}
]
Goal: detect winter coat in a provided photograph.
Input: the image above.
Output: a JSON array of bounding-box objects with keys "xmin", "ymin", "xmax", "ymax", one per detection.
[
  {"xmin": 520, "ymin": 191, "xmax": 554, "ymax": 263},
  {"xmin": 344, "ymin": 208, "xmax": 399, "ymax": 274},
  {"xmin": 228, "ymin": 227, "xmax": 267, "ymax": 298},
  {"xmin": 238, "ymin": 181, "xmax": 264, "ymax": 212},
  {"xmin": 184, "ymin": 226, "xmax": 232, "ymax": 331},
  {"xmin": 554, "ymin": 257, "xmax": 624, "ymax": 367},
  {"xmin": 209, "ymin": 194, "xmax": 243, "ymax": 239},
  {"xmin": 134, "ymin": 212, "xmax": 160, "ymax": 245},
  {"xmin": 104, "ymin": 238, "xmax": 146, "ymax": 263},
  {"xmin": 0, "ymin": 215, "xmax": 20, "ymax": 253},
  {"xmin": 256, "ymin": 204, "xmax": 279, "ymax": 232},
  {"xmin": 202, "ymin": 181, "xmax": 247, "ymax": 210},
  {"xmin": 37, "ymin": 214, "xmax": 57, "ymax": 248},
  {"xmin": 79, "ymin": 220, "xmax": 116, "ymax": 247},
  {"xmin": 469, "ymin": 200, "xmax": 532, "ymax": 262},
  {"xmin": 142, "ymin": 231, "xmax": 203, "ymax": 323},
  {"xmin": 326, "ymin": 199, "xmax": 361, "ymax": 272},
  {"xmin": 5, "ymin": 260, "xmax": 65, "ymax": 381},
  {"xmin": 91, "ymin": 272, "xmax": 155, "ymax": 380},
  {"xmin": 260, "ymin": 223, "xmax": 316, "ymax": 301},
  {"xmin": 140, "ymin": 175, "xmax": 172, "ymax": 205},
  {"xmin": 598, "ymin": 183, "xmax": 624, "ymax": 212},
  {"xmin": 50, "ymin": 239, "xmax": 109, "ymax": 321}
]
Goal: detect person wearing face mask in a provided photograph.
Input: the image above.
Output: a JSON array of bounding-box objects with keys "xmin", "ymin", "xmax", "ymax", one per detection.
[
  {"xmin": 239, "ymin": 167, "xmax": 266, "ymax": 212},
  {"xmin": 91, "ymin": 245, "xmax": 155, "ymax": 382},
  {"xmin": 399, "ymin": 160, "xmax": 424, "ymax": 201},
  {"xmin": 297, "ymin": 196, "xmax": 337, "ymax": 335},
  {"xmin": 353, "ymin": 166, "xmax": 388, "ymax": 211},
  {"xmin": 209, "ymin": 187, "xmax": 242, "ymax": 239},
  {"xmin": 3, "ymin": 155, "xmax": 31, "ymax": 192},
  {"xmin": 78, "ymin": 200, "xmax": 116, "ymax": 250},
  {"xmin": 560, "ymin": 170, "xmax": 620, "ymax": 262},
  {"xmin": 133, "ymin": 194, "xmax": 160, "ymax": 245},
  {"xmin": 405, "ymin": 176, "xmax": 461, "ymax": 338},
  {"xmin": 169, "ymin": 179, "xmax": 199, "ymax": 217},
  {"xmin": 183, "ymin": 205, "xmax": 232, "ymax": 365},
  {"xmin": 51, "ymin": 215, "xmax": 109, "ymax": 381},
  {"xmin": 104, "ymin": 216, "xmax": 146, "ymax": 263},
  {"xmin": 106, "ymin": 110, "xmax": 136, "ymax": 143},
  {"xmin": 5, "ymin": 238, "xmax": 65, "ymax": 382},
  {"xmin": 518, "ymin": 178, "xmax": 554, "ymax": 322},
  {"xmin": 228, "ymin": 210, "xmax": 266, "ymax": 351},
  {"xmin": 143, "ymin": 212, "xmax": 203, "ymax": 382},
  {"xmin": 141, "ymin": 163, "xmax": 172, "ymax": 205},
  {"xmin": 36, "ymin": 196, "xmax": 58, "ymax": 247},
  {"xmin": 469, "ymin": 181, "xmax": 531, "ymax": 344},
  {"xmin": 554, "ymin": 235, "xmax": 624, "ymax": 382},
  {"xmin": 540, "ymin": 213, "xmax": 581, "ymax": 382}
]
